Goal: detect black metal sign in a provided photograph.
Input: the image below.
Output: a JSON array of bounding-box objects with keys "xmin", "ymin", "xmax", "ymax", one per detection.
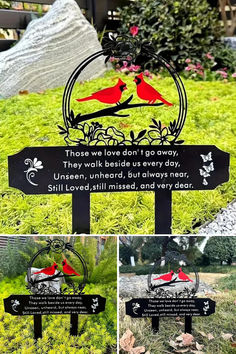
[
  {"xmin": 7, "ymin": 34, "xmax": 230, "ymax": 234},
  {"xmin": 125, "ymin": 251, "xmax": 216, "ymax": 334},
  {"xmin": 3, "ymin": 239, "xmax": 106, "ymax": 340},
  {"xmin": 9, "ymin": 145, "xmax": 229, "ymax": 194},
  {"xmin": 126, "ymin": 298, "xmax": 215, "ymax": 318},
  {"xmin": 8, "ymin": 145, "xmax": 229, "ymax": 234},
  {"xmin": 4, "ymin": 294, "xmax": 106, "ymax": 316},
  {"xmin": 126, "ymin": 297, "xmax": 215, "ymax": 334}
]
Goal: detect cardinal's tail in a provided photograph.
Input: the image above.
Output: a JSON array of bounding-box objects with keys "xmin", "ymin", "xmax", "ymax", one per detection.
[
  {"xmin": 76, "ymin": 96, "xmax": 93, "ymax": 102},
  {"xmin": 74, "ymin": 272, "xmax": 80, "ymax": 276},
  {"xmin": 153, "ymin": 277, "xmax": 161, "ymax": 280},
  {"xmin": 34, "ymin": 271, "xmax": 42, "ymax": 274},
  {"xmin": 160, "ymin": 97, "xmax": 173, "ymax": 106}
]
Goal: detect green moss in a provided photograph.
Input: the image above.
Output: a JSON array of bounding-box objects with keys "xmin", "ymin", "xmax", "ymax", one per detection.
[{"xmin": 0, "ymin": 71, "xmax": 235, "ymax": 234}]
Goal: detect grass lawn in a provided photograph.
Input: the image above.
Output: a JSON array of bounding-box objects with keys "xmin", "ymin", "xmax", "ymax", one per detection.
[
  {"xmin": 0, "ymin": 275, "xmax": 117, "ymax": 353},
  {"xmin": 119, "ymin": 268, "xmax": 236, "ymax": 353},
  {"xmin": 0, "ymin": 71, "xmax": 235, "ymax": 234}
]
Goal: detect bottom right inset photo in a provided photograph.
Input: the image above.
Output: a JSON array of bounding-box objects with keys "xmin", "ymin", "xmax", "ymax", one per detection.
[{"xmin": 119, "ymin": 236, "xmax": 236, "ymax": 354}]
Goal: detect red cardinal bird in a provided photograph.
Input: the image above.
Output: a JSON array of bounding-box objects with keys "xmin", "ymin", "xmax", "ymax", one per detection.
[
  {"xmin": 34, "ymin": 262, "xmax": 58, "ymax": 276},
  {"xmin": 134, "ymin": 73, "xmax": 173, "ymax": 106},
  {"xmin": 62, "ymin": 259, "xmax": 80, "ymax": 276},
  {"xmin": 177, "ymin": 268, "xmax": 193, "ymax": 282},
  {"xmin": 76, "ymin": 78, "xmax": 127, "ymax": 105},
  {"xmin": 154, "ymin": 270, "xmax": 174, "ymax": 282}
]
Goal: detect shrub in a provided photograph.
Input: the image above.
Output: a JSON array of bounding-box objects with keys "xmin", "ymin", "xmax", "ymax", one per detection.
[
  {"xmin": 118, "ymin": 0, "xmax": 232, "ymax": 71},
  {"xmin": 204, "ymin": 237, "xmax": 236, "ymax": 265}
]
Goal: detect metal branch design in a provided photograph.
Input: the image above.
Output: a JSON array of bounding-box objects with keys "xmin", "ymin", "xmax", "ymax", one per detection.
[
  {"xmin": 150, "ymin": 277, "xmax": 192, "ymax": 289},
  {"xmin": 70, "ymin": 95, "xmax": 164, "ymax": 127},
  {"xmin": 29, "ymin": 271, "xmax": 77, "ymax": 286}
]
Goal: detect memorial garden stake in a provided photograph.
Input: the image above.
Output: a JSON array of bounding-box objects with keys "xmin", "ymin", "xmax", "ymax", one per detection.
[
  {"xmin": 8, "ymin": 34, "xmax": 230, "ymax": 234},
  {"xmin": 125, "ymin": 251, "xmax": 215, "ymax": 334},
  {"xmin": 4, "ymin": 239, "xmax": 106, "ymax": 340}
]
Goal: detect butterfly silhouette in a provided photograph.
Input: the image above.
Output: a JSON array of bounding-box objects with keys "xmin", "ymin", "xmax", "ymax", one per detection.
[
  {"xmin": 203, "ymin": 162, "xmax": 214, "ymax": 173},
  {"xmin": 200, "ymin": 152, "xmax": 212, "ymax": 162},
  {"xmin": 199, "ymin": 169, "xmax": 210, "ymax": 178}
]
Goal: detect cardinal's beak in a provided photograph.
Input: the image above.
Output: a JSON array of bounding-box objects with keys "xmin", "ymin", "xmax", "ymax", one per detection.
[{"xmin": 124, "ymin": 85, "xmax": 127, "ymax": 90}]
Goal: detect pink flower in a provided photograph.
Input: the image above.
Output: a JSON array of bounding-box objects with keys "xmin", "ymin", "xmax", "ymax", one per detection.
[
  {"xmin": 206, "ymin": 52, "xmax": 214, "ymax": 60},
  {"xmin": 144, "ymin": 69, "xmax": 153, "ymax": 78},
  {"xmin": 232, "ymin": 73, "xmax": 236, "ymax": 78},
  {"xmin": 197, "ymin": 70, "xmax": 204, "ymax": 76},
  {"xmin": 216, "ymin": 70, "xmax": 228, "ymax": 79},
  {"xmin": 185, "ymin": 66, "xmax": 191, "ymax": 71},
  {"xmin": 196, "ymin": 63, "xmax": 203, "ymax": 70},
  {"xmin": 109, "ymin": 56, "xmax": 116, "ymax": 62},
  {"xmin": 130, "ymin": 26, "xmax": 139, "ymax": 37},
  {"xmin": 185, "ymin": 58, "xmax": 191, "ymax": 63},
  {"xmin": 129, "ymin": 64, "xmax": 141, "ymax": 72}
]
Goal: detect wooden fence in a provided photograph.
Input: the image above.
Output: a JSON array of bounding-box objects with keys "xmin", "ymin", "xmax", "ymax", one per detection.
[{"xmin": 0, "ymin": 0, "xmax": 123, "ymax": 51}]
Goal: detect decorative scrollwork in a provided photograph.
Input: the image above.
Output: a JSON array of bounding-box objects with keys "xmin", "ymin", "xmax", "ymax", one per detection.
[
  {"xmin": 24, "ymin": 158, "xmax": 43, "ymax": 186},
  {"xmin": 59, "ymin": 118, "xmax": 184, "ymax": 146}
]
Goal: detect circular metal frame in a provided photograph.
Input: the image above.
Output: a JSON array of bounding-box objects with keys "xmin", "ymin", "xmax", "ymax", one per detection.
[
  {"xmin": 147, "ymin": 251, "xmax": 199, "ymax": 297},
  {"xmin": 27, "ymin": 239, "xmax": 88, "ymax": 295},
  {"xmin": 62, "ymin": 36, "xmax": 187, "ymax": 145}
]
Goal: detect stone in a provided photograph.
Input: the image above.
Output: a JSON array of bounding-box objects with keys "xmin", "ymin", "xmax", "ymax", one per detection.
[
  {"xmin": 0, "ymin": 0, "xmax": 107, "ymax": 98},
  {"xmin": 224, "ymin": 37, "xmax": 236, "ymax": 50},
  {"xmin": 26, "ymin": 267, "xmax": 65, "ymax": 294},
  {"xmin": 119, "ymin": 274, "xmax": 216, "ymax": 298}
]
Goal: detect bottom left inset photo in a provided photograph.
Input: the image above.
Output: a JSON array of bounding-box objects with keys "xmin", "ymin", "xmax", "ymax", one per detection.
[{"xmin": 0, "ymin": 235, "xmax": 117, "ymax": 353}]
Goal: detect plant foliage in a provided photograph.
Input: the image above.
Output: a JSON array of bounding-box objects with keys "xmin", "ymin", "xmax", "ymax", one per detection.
[{"xmin": 118, "ymin": 0, "xmax": 236, "ymax": 71}]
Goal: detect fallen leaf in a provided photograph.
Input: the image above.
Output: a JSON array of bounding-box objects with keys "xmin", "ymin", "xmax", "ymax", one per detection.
[
  {"xmin": 176, "ymin": 335, "xmax": 184, "ymax": 342},
  {"xmin": 182, "ymin": 333, "xmax": 194, "ymax": 346},
  {"xmin": 221, "ymin": 333, "xmax": 233, "ymax": 341},
  {"xmin": 19, "ymin": 90, "xmax": 29, "ymax": 95},
  {"xmin": 196, "ymin": 342, "xmax": 204, "ymax": 351},
  {"xmin": 120, "ymin": 329, "xmax": 135, "ymax": 352},
  {"xmin": 207, "ymin": 333, "xmax": 214, "ymax": 340},
  {"xmin": 169, "ymin": 339, "xmax": 177, "ymax": 348},
  {"xmin": 210, "ymin": 97, "xmax": 219, "ymax": 101},
  {"xmin": 130, "ymin": 346, "xmax": 145, "ymax": 354},
  {"xmin": 231, "ymin": 343, "xmax": 236, "ymax": 348},
  {"xmin": 198, "ymin": 331, "xmax": 207, "ymax": 337}
]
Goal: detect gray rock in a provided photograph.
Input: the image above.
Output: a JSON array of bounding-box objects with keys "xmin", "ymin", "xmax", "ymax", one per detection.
[
  {"xmin": 224, "ymin": 37, "xmax": 236, "ymax": 50},
  {"xmin": 198, "ymin": 200, "xmax": 236, "ymax": 235},
  {"xmin": 119, "ymin": 274, "xmax": 216, "ymax": 298},
  {"xmin": 0, "ymin": 0, "xmax": 106, "ymax": 98},
  {"xmin": 26, "ymin": 267, "xmax": 65, "ymax": 294}
]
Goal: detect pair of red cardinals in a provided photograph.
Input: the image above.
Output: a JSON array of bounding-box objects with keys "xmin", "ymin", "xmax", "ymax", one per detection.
[
  {"xmin": 76, "ymin": 73, "xmax": 173, "ymax": 106},
  {"xmin": 34, "ymin": 259, "xmax": 80, "ymax": 276},
  {"xmin": 154, "ymin": 268, "xmax": 193, "ymax": 282}
]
